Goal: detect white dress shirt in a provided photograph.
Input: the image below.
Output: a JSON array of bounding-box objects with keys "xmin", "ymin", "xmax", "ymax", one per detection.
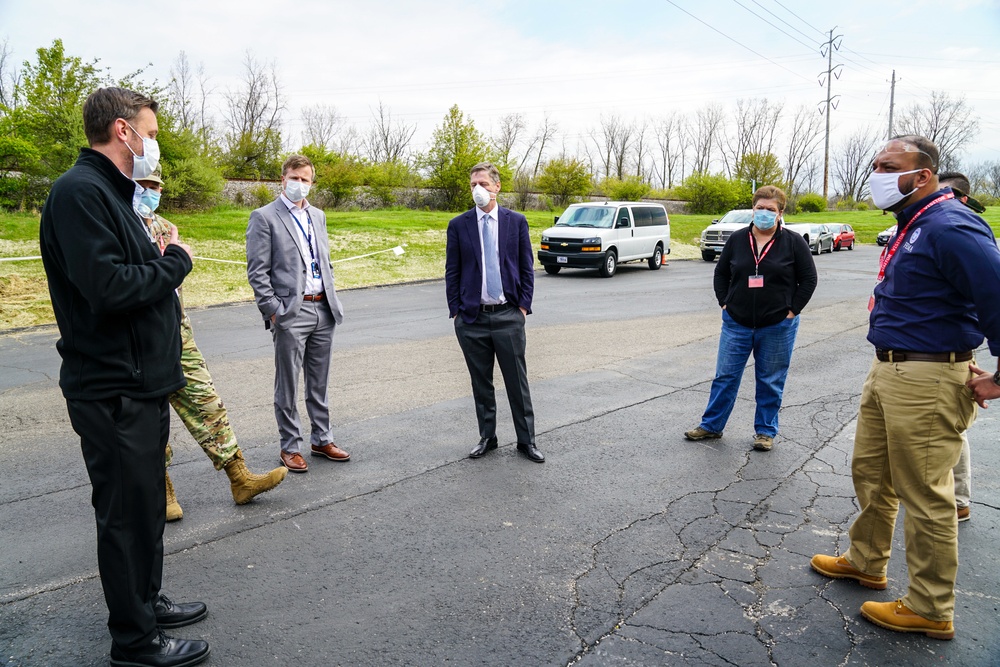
[
  {"xmin": 281, "ymin": 193, "xmax": 324, "ymax": 295},
  {"xmin": 476, "ymin": 205, "xmax": 506, "ymax": 305}
]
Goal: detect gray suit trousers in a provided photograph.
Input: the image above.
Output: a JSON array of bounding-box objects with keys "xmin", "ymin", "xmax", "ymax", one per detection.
[
  {"xmin": 273, "ymin": 300, "xmax": 336, "ymax": 453},
  {"xmin": 454, "ymin": 305, "xmax": 535, "ymax": 445}
]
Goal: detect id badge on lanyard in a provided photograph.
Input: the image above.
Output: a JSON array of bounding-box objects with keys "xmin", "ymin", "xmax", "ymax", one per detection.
[
  {"xmin": 749, "ymin": 233, "xmax": 773, "ymax": 288},
  {"xmin": 867, "ymin": 192, "xmax": 954, "ymax": 311}
]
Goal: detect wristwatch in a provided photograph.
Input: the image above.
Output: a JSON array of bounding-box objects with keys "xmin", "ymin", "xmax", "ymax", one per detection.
[{"xmin": 993, "ymin": 370, "xmax": 1000, "ymax": 386}]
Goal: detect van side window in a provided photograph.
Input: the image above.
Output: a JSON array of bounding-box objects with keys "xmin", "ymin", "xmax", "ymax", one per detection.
[
  {"xmin": 616, "ymin": 208, "xmax": 631, "ymax": 228},
  {"xmin": 632, "ymin": 207, "xmax": 652, "ymax": 228},
  {"xmin": 649, "ymin": 207, "xmax": 668, "ymax": 227}
]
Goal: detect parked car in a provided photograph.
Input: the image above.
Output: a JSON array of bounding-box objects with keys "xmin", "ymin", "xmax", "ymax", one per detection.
[
  {"xmin": 876, "ymin": 225, "xmax": 896, "ymax": 246},
  {"xmin": 833, "ymin": 224, "xmax": 855, "ymax": 251},
  {"xmin": 538, "ymin": 201, "xmax": 670, "ymax": 278},
  {"xmin": 699, "ymin": 209, "xmax": 753, "ymax": 261},
  {"xmin": 785, "ymin": 223, "xmax": 835, "ymax": 255}
]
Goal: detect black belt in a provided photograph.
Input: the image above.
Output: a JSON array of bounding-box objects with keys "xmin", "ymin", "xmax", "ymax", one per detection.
[
  {"xmin": 875, "ymin": 349, "xmax": 972, "ymax": 363},
  {"xmin": 302, "ymin": 292, "xmax": 325, "ymax": 302},
  {"xmin": 480, "ymin": 302, "xmax": 513, "ymax": 312}
]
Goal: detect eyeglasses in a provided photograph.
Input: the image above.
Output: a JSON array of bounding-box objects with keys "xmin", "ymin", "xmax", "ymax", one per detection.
[{"xmin": 874, "ymin": 142, "xmax": 937, "ymax": 169}]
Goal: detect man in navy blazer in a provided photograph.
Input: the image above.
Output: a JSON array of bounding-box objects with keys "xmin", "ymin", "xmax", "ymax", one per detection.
[{"xmin": 445, "ymin": 162, "xmax": 543, "ymax": 462}]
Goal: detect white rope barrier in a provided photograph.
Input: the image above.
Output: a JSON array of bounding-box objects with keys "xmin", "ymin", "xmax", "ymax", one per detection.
[{"xmin": 2, "ymin": 246, "xmax": 406, "ymax": 266}]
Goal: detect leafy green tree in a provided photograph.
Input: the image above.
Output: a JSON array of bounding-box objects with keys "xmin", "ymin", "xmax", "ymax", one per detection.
[
  {"xmin": 735, "ymin": 152, "xmax": 784, "ymax": 189},
  {"xmin": 536, "ymin": 157, "xmax": 592, "ymax": 207},
  {"xmin": 796, "ymin": 192, "xmax": 826, "ymax": 213},
  {"xmin": 423, "ymin": 105, "xmax": 504, "ymax": 210},
  {"xmin": 675, "ymin": 172, "xmax": 751, "ymax": 214},
  {"xmin": 601, "ymin": 175, "xmax": 650, "ymax": 201}
]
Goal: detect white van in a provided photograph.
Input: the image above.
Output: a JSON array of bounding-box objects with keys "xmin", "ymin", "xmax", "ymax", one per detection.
[{"xmin": 538, "ymin": 202, "xmax": 670, "ymax": 278}]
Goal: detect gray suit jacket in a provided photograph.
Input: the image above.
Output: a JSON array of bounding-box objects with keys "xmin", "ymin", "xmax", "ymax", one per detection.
[{"xmin": 246, "ymin": 198, "xmax": 345, "ymax": 329}]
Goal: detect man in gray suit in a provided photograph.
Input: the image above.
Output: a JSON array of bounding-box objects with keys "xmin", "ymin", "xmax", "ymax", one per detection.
[{"xmin": 246, "ymin": 154, "xmax": 350, "ymax": 473}]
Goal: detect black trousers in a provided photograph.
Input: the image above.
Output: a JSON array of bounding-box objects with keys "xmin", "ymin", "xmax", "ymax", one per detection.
[
  {"xmin": 66, "ymin": 395, "xmax": 169, "ymax": 650},
  {"xmin": 454, "ymin": 305, "xmax": 535, "ymax": 444}
]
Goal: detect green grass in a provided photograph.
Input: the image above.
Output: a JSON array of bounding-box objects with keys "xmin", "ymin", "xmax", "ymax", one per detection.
[{"xmin": 3, "ymin": 205, "xmax": 999, "ymax": 330}]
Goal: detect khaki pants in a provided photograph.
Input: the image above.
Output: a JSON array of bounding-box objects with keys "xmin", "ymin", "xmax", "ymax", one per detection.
[{"xmin": 845, "ymin": 358, "xmax": 976, "ymax": 622}]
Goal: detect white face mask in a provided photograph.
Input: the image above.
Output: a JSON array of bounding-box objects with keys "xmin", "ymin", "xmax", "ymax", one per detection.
[
  {"xmin": 284, "ymin": 179, "xmax": 311, "ymax": 202},
  {"xmin": 472, "ymin": 184, "xmax": 493, "ymax": 209},
  {"xmin": 123, "ymin": 122, "xmax": 160, "ymax": 180},
  {"xmin": 869, "ymin": 169, "xmax": 922, "ymax": 210}
]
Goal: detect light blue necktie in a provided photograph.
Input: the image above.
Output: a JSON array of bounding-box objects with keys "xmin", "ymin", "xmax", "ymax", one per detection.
[{"xmin": 483, "ymin": 214, "xmax": 502, "ymax": 300}]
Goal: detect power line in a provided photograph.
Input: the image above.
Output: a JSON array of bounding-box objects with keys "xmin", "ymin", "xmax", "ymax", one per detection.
[
  {"xmin": 661, "ymin": 0, "xmax": 813, "ymax": 83},
  {"xmin": 771, "ymin": 0, "xmax": 827, "ymax": 37},
  {"xmin": 730, "ymin": 0, "xmax": 818, "ymax": 51},
  {"xmin": 748, "ymin": 0, "xmax": 818, "ymax": 43}
]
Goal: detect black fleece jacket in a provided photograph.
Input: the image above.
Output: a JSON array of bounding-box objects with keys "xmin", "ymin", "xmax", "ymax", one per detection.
[
  {"xmin": 40, "ymin": 148, "xmax": 192, "ymax": 400},
  {"xmin": 713, "ymin": 224, "xmax": 817, "ymax": 329}
]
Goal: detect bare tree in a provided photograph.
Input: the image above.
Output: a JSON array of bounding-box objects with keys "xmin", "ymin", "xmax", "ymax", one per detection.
[
  {"xmin": 784, "ymin": 105, "xmax": 825, "ymax": 193},
  {"xmin": 832, "ymin": 126, "xmax": 878, "ymax": 201},
  {"xmin": 364, "ymin": 100, "xmax": 416, "ymax": 163},
  {"xmin": 221, "ymin": 51, "xmax": 284, "ymax": 177},
  {"xmin": 968, "ymin": 160, "xmax": 1000, "ymax": 199},
  {"xmin": 301, "ymin": 104, "xmax": 343, "ymax": 149},
  {"xmin": 652, "ymin": 112, "xmax": 687, "ymax": 189},
  {"xmin": 168, "ymin": 51, "xmax": 196, "ymax": 131},
  {"xmin": 689, "ymin": 104, "xmax": 724, "ymax": 174},
  {"xmin": 589, "ymin": 114, "xmax": 637, "ymax": 181},
  {"xmin": 895, "ymin": 91, "xmax": 979, "ymax": 171},
  {"xmin": 0, "ymin": 38, "xmax": 21, "ymax": 111},
  {"xmin": 531, "ymin": 114, "xmax": 558, "ymax": 178},
  {"xmin": 721, "ymin": 98, "xmax": 783, "ymax": 177},
  {"xmin": 491, "ymin": 113, "xmax": 526, "ymax": 170},
  {"xmin": 632, "ymin": 119, "xmax": 651, "ymax": 180}
]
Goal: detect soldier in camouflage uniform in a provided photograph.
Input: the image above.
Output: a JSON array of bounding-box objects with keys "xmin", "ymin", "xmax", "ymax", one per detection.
[{"xmin": 136, "ymin": 173, "xmax": 287, "ymax": 521}]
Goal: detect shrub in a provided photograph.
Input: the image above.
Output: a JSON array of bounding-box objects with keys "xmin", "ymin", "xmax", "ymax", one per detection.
[
  {"xmin": 856, "ymin": 201, "xmax": 869, "ymax": 211},
  {"xmin": 250, "ymin": 183, "xmax": 276, "ymax": 209},
  {"xmin": 601, "ymin": 176, "xmax": 651, "ymax": 201},
  {"xmin": 536, "ymin": 157, "xmax": 592, "ymax": 207},
  {"xmin": 797, "ymin": 192, "xmax": 826, "ymax": 213},
  {"xmin": 674, "ymin": 173, "xmax": 751, "ymax": 214}
]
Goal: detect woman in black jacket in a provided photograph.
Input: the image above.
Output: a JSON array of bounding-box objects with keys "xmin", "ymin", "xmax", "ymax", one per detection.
[{"xmin": 684, "ymin": 185, "xmax": 818, "ymax": 451}]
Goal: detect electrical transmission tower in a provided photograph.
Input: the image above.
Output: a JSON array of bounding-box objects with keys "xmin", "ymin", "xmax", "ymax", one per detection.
[{"xmin": 819, "ymin": 28, "xmax": 843, "ymax": 203}]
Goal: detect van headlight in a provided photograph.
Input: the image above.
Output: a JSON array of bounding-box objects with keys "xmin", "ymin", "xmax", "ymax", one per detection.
[{"xmin": 582, "ymin": 237, "xmax": 602, "ymax": 252}]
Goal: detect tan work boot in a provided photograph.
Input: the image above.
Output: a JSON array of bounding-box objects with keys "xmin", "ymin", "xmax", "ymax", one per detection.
[
  {"xmin": 810, "ymin": 554, "xmax": 887, "ymax": 590},
  {"xmin": 860, "ymin": 599, "xmax": 954, "ymax": 640},
  {"xmin": 165, "ymin": 470, "xmax": 183, "ymax": 522},
  {"xmin": 224, "ymin": 449, "xmax": 288, "ymax": 505},
  {"xmin": 684, "ymin": 426, "xmax": 723, "ymax": 441}
]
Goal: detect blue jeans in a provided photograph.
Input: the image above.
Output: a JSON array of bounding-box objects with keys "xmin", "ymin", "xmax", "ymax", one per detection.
[{"xmin": 699, "ymin": 309, "xmax": 799, "ymax": 437}]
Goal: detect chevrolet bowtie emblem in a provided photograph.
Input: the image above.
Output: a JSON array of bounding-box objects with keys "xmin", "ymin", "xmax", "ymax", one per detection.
[{"xmin": 561, "ymin": 242, "xmax": 568, "ymax": 247}]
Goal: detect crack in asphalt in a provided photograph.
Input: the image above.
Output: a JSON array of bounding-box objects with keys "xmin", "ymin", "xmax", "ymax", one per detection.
[{"xmin": 564, "ymin": 400, "xmax": 863, "ymax": 666}]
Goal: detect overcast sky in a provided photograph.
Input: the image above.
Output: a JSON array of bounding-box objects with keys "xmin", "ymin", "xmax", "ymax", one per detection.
[{"xmin": 2, "ymin": 0, "xmax": 999, "ymax": 171}]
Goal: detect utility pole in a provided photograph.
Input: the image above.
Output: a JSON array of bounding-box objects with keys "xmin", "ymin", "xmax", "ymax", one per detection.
[
  {"xmin": 887, "ymin": 69, "xmax": 897, "ymax": 139},
  {"xmin": 819, "ymin": 28, "xmax": 843, "ymax": 205}
]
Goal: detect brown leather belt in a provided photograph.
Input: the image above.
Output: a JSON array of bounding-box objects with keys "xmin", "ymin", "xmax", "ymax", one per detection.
[
  {"xmin": 875, "ymin": 349, "xmax": 972, "ymax": 363},
  {"xmin": 302, "ymin": 292, "xmax": 325, "ymax": 302}
]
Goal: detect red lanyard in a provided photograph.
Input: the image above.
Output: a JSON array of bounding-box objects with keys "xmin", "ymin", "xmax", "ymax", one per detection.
[
  {"xmin": 749, "ymin": 231, "xmax": 776, "ymax": 275},
  {"xmin": 876, "ymin": 192, "xmax": 954, "ymax": 283}
]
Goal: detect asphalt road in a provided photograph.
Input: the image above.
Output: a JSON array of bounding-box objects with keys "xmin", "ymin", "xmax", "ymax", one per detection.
[{"xmin": 2, "ymin": 245, "xmax": 998, "ymax": 666}]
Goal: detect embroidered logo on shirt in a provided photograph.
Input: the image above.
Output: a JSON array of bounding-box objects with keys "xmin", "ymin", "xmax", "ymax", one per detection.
[{"xmin": 903, "ymin": 227, "xmax": 922, "ymax": 252}]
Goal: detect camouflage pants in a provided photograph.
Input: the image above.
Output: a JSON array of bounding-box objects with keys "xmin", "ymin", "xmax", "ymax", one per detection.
[{"xmin": 165, "ymin": 315, "xmax": 239, "ymax": 470}]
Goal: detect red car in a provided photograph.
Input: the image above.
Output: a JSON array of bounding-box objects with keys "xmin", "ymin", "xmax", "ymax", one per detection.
[{"xmin": 833, "ymin": 224, "xmax": 855, "ymax": 251}]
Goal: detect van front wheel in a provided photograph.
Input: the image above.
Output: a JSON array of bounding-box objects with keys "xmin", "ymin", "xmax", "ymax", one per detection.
[
  {"xmin": 648, "ymin": 245, "xmax": 663, "ymax": 270},
  {"xmin": 544, "ymin": 265, "xmax": 561, "ymax": 275},
  {"xmin": 600, "ymin": 250, "xmax": 617, "ymax": 278}
]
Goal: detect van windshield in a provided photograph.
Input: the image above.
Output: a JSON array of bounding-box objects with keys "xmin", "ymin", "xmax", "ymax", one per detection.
[{"xmin": 555, "ymin": 207, "xmax": 614, "ymax": 228}]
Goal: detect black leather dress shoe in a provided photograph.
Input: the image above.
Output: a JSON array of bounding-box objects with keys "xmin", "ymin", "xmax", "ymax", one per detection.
[
  {"xmin": 110, "ymin": 630, "xmax": 210, "ymax": 667},
  {"xmin": 154, "ymin": 594, "xmax": 207, "ymax": 629},
  {"xmin": 469, "ymin": 436, "xmax": 499, "ymax": 458},
  {"xmin": 517, "ymin": 442, "xmax": 545, "ymax": 463}
]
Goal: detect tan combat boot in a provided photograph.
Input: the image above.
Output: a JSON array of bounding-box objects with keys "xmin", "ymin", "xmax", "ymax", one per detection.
[
  {"xmin": 224, "ymin": 449, "xmax": 288, "ymax": 505},
  {"xmin": 165, "ymin": 470, "xmax": 183, "ymax": 522}
]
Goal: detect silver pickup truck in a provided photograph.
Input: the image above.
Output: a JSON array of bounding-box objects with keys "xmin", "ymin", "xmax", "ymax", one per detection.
[{"xmin": 700, "ymin": 210, "xmax": 835, "ymax": 259}]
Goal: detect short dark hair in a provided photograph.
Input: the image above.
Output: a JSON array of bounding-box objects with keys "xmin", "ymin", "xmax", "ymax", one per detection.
[
  {"xmin": 470, "ymin": 162, "xmax": 501, "ymax": 185},
  {"xmin": 938, "ymin": 170, "xmax": 971, "ymax": 194},
  {"xmin": 282, "ymin": 154, "xmax": 315, "ymax": 181},
  {"xmin": 752, "ymin": 185, "xmax": 787, "ymax": 212},
  {"xmin": 83, "ymin": 87, "xmax": 158, "ymax": 146},
  {"xmin": 890, "ymin": 134, "xmax": 939, "ymax": 173}
]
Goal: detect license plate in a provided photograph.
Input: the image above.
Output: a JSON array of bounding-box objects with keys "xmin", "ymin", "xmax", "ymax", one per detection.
[{"xmin": 557, "ymin": 256, "xmax": 568, "ymax": 264}]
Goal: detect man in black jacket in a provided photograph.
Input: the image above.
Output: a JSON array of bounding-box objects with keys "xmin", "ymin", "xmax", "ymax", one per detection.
[{"xmin": 40, "ymin": 87, "xmax": 210, "ymax": 667}]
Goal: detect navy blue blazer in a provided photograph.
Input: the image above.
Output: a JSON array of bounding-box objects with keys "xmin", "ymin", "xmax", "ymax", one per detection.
[{"xmin": 445, "ymin": 206, "xmax": 534, "ymax": 323}]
